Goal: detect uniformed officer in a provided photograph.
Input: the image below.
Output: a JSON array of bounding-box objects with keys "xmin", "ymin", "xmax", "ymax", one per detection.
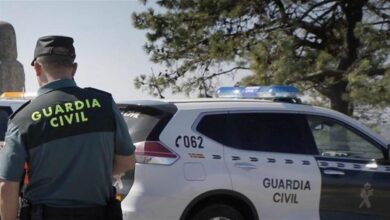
[{"xmin": 0, "ymin": 35, "xmax": 135, "ymax": 220}]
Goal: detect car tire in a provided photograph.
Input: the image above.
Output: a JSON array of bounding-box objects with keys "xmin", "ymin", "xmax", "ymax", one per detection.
[{"xmin": 191, "ymin": 203, "xmax": 245, "ymax": 220}]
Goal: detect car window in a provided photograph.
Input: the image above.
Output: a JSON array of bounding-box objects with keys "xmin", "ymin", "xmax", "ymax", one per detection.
[
  {"xmin": 196, "ymin": 113, "xmax": 226, "ymax": 144},
  {"xmin": 224, "ymin": 113, "xmax": 318, "ymax": 154},
  {"xmin": 119, "ymin": 105, "xmax": 174, "ymax": 143},
  {"xmin": 307, "ymin": 116, "xmax": 384, "ymax": 159},
  {"xmin": 0, "ymin": 108, "xmax": 11, "ymax": 141},
  {"xmin": 120, "ymin": 109, "xmax": 163, "ymax": 143}
]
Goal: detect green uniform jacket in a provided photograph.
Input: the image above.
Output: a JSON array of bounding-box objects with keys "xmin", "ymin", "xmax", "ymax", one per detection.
[{"xmin": 0, "ymin": 79, "xmax": 135, "ymax": 207}]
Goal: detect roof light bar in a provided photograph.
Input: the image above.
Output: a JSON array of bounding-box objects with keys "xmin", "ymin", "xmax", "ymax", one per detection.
[
  {"xmin": 215, "ymin": 85, "xmax": 301, "ymax": 103},
  {"xmin": 241, "ymin": 86, "xmax": 264, "ymax": 98},
  {"xmin": 215, "ymin": 87, "xmax": 244, "ymax": 98},
  {"xmin": 257, "ymin": 85, "xmax": 299, "ymax": 99}
]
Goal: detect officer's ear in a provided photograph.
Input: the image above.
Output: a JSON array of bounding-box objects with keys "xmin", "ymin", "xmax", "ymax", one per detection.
[
  {"xmin": 33, "ymin": 61, "xmax": 43, "ymax": 77},
  {"xmin": 71, "ymin": 62, "xmax": 78, "ymax": 77}
]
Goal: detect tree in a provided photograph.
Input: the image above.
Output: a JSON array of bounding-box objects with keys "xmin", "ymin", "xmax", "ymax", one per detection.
[{"xmin": 132, "ymin": 0, "xmax": 390, "ymax": 115}]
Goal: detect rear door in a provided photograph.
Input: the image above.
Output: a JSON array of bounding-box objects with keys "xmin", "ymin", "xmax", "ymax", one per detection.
[
  {"xmin": 223, "ymin": 112, "xmax": 322, "ymax": 220},
  {"xmin": 307, "ymin": 115, "xmax": 390, "ymax": 220}
]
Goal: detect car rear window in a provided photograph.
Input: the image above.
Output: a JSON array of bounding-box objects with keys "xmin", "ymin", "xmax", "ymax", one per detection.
[{"xmin": 119, "ymin": 105, "xmax": 175, "ymax": 143}]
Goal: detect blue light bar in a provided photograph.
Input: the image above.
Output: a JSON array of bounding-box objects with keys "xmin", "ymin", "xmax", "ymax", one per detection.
[
  {"xmin": 215, "ymin": 87, "xmax": 244, "ymax": 98},
  {"xmin": 215, "ymin": 85, "xmax": 300, "ymax": 101},
  {"xmin": 257, "ymin": 85, "xmax": 299, "ymax": 99},
  {"xmin": 241, "ymin": 86, "xmax": 264, "ymax": 98}
]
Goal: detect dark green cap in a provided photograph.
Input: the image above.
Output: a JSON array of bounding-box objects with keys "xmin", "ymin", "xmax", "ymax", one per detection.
[{"xmin": 31, "ymin": 35, "xmax": 76, "ymax": 66}]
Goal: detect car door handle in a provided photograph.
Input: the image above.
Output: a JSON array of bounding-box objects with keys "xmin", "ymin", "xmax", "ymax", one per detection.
[
  {"xmin": 234, "ymin": 162, "xmax": 256, "ymax": 170},
  {"xmin": 323, "ymin": 169, "xmax": 345, "ymax": 176}
]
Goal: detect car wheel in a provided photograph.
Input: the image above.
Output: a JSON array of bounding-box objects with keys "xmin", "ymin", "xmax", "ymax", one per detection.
[{"xmin": 191, "ymin": 203, "xmax": 245, "ymax": 220}]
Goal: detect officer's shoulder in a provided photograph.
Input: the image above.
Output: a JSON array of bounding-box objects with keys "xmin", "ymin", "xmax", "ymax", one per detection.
[
  {"xmin": 84, "ymin": 87, "xmax": 112, "ymax": 97},
  {"xmin": 9, "ymin": 100, "xmax": 31, "ymax": 120}
]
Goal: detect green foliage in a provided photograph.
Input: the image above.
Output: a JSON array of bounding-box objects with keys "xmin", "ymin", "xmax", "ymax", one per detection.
[
  {"xmin": 348, "ymin": 67, "xmax": 390, "ymax": 106},
  {"xmin": 132, "ymin": 0, "xmax": 390, "ymax": 114}
]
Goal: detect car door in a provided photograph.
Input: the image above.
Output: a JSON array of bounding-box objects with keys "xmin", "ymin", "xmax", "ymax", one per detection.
[
  {"xmin": 307, "ymin": 115, "xmax": 390, "ymax": 220},
  {"xmin": 223, "ymin": 112, "xmax": 323, "ymax": 220}
]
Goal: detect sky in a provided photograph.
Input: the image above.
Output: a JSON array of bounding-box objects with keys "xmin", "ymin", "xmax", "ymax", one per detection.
[{"xmin": 0, "ymin": 0, "xmax": 221, "ymax": 101}]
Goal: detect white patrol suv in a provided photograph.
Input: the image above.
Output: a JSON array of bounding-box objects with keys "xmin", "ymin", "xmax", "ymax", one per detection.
[
  {"xmin": 1, "ymin": 89, "xmax": 389, "ymax": 220},
  {"xmin": 117, "ymin": 86, "xmax": 390, "ymax": 220}
]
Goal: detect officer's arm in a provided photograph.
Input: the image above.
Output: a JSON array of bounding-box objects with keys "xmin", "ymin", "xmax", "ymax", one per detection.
[
  {"xmin": 0, "ymin": 123, "xmax": 28, "ymax": 220},
  {"xmin": 113, "ymin": 154, "xmax": 135, "ymax": 175},
  {"xmin": 0, "ymin": 180, "xmax": 19, "ymax": 220}
]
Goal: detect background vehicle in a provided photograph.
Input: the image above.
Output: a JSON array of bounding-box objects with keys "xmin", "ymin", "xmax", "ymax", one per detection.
[
  {"xmin": 0, "ymin": 92, "xmax": 31, "ymax": 144},
  {"xmin": 117, "ymin": 86, "xmax": 390, "ymax": 220}
]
